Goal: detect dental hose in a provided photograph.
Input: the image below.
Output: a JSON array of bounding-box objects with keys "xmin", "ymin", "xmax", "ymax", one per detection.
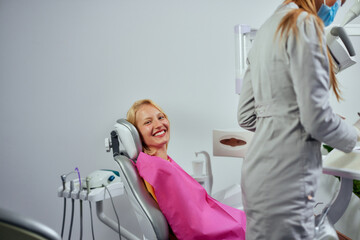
[
  {"xmin": 104, "ymin": 185, "xmax": 121, "ymax": 240},
  {"xmin": 61, "ymin": 174, "xmax": 67, "ymax": 238},
  {"xmin": 68, "ymin": 198, "xmax": 75, "ymax": 240},
  {"xmin": 80, "ymin": 200, "xmax": 83, "ymax": 240},
  {"xmin": 75, "ymin": 167, "xmax": 83, "ymax": 240},
  {"xmin": 87, "ymin": 177, "xmax": 96, "ymax": 240},
  {"xmin": 61, "ymin": 197, "xmax": 67, "ymax": 238},
  {"xmin": 68, "ymin": 180, "xmax": 75, "ymax": 240}
]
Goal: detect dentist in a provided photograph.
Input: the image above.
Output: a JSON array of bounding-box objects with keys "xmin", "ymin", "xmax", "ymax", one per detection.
[{"xmin": 238, "ymin": 0, "xmax": 360, "ymax": 239}]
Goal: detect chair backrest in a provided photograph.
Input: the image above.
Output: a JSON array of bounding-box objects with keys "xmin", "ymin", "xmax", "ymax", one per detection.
[
  {"xmin": 114, "ymin": 119, "xmax": 142, "ymax": 161},
  {"xmin": 113, "ymin": 119, "xmax": 169, "ymax": 240},
  {"xmin": 0, "ymin": 208, "xmax": 61, "ymax": 240}
]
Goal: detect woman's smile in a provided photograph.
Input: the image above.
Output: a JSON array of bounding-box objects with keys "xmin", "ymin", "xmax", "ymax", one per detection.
[{"xmin": 153, "ymin": 129, "xmax": 166, "ymax": 137}]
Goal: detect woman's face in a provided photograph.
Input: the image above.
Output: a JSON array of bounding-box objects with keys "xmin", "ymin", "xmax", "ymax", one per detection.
[
  {"xmin": 316, "ymin": 0, "xmax": 346, "ymax": 11},
  {"xmin": 135, "ymin": 104, "xmax": 170, "ymax": 151}
]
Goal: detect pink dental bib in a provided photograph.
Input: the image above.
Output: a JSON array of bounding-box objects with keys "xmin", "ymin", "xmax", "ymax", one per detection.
[{"xmin": 136, "ymin": 152, "xmax": 246, "ymax": 240}]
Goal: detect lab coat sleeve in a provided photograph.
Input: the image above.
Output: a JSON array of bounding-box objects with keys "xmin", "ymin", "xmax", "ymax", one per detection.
[
  {"xmin": 287, "ymin": 14, "xmax": 357, "ymax": 153},
  {"xmin": 237, "ymin": 61, "xmax": 257, "ymax": 132}
]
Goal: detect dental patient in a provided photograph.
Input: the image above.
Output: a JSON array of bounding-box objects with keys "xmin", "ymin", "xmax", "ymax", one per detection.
[{"xmin": 127, "ymin": 99, "xmax": 246, "ymax": 240}]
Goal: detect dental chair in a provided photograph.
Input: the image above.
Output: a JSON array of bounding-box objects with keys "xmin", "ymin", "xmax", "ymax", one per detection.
[
  {"xmin": 105, "ymin": 119, "xmax": 245, "ymax": 239},
  {"xmin": 106, "ymin": 119, "xmax": 169, "ymax": 240},
  {"xmin": 0, "ymin": 207, "xmax": 61, "ymax": 240}
]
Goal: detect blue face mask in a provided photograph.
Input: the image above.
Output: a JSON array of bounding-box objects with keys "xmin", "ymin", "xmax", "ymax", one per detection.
[{"xmin": 317, "ymin": 0, "xmax": 341, "ymax": 27}]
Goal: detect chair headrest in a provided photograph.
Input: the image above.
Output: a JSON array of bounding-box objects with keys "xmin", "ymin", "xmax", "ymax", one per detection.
[{"xmin": 114, "ymin": 119, "xmax": 142, "ymax": 161}]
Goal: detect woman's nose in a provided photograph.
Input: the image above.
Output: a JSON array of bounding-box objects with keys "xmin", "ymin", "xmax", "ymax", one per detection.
[{"xmin": 153, "ymin": 119, "xmax": 162, "ymax": 128}]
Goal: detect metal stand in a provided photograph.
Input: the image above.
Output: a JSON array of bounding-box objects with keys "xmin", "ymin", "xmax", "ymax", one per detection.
[
  {"xmin": 327, "ymin": 177, "xmax": 354, "ymax": 225},
  {"xmin": 96, "ymin": 201, "xmax": 140, "ymax": 240}
]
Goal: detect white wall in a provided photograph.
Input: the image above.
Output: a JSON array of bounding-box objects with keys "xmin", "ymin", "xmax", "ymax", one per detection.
[{"xmin": 0, "ymin": 0, "xmax": 358, "ymax": 239}]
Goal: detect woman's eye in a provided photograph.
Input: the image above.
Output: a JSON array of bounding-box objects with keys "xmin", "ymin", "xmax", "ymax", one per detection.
[
  {"xmin": 144, "ymin": 120, "xmax": 151, "ymax": 125},
  {"xmin": 159, "ymin": 115, "xmax": 165, "ymax": 120}
]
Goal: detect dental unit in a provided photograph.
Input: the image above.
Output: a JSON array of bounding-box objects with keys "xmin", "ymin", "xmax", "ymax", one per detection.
[{"xmin": 57, "ymin": 116, "xmax": 254, "ymax": 239}]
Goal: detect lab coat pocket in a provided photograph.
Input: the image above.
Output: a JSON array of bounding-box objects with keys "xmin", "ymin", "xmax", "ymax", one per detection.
[
  {"xmin": 301, "ymin": 149, "xmax": 321, "ymax": 219},
  {"xmin": 303, "ymin": 180, "xmax": 320, "ymax": 221}
]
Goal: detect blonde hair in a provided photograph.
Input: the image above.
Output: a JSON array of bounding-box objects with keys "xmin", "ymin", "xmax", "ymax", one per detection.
[
  {"xmin": 126, "ymin": 99, "xmax": 169, "ymax": 155},
  {"xmin": 276, "ymin": 0, "xmax": 342, "ymax": 100}
]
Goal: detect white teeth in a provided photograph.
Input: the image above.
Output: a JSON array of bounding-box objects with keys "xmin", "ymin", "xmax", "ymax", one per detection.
[{"xmin": 154, "ymin": 130, "xmax": 165, "ymax": 136}]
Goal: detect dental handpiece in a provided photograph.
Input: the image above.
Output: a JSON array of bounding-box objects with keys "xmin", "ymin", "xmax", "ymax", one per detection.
[
  {"xmin": 61, "ymin": 170, "xmax": 77, "ymax": 191},
  {"xmin": 61, "ymin": 174, "xmax": 66, "ymax": 191},
  {"xmin": 86, "ymin": 177, "xmax": 90, "ymax": 195}
]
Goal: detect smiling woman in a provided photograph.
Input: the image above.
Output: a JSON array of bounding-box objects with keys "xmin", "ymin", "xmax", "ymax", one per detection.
[
  {"xmin": 126, "ymin": 99, "xmax": 246, "ymax": 240},
  {"xmin": 127, "ymin": 99, "xmax": 170, "ymax": 202},
  {"xmin": 134, "ymin": 104, "xmax": 170, "ymax": 158},
  {"xmin": 127, "ymin": 99, "xmax": 170, "ymax": 159}
]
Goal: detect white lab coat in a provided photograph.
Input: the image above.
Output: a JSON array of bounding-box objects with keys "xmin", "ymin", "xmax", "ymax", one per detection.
[{"xmin": 237, "ymin": 3, "xmax": 357, "ymax": 240}]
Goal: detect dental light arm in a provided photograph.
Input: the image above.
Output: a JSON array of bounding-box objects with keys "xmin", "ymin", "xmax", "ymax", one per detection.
[
  {"xmin": 326, "ymin": 0, "xmax": 360, "ymax": 73},
  {"xmin": 342, "ymin": 0, "xmax": 360, "ymax": 26},
  {"xmin": 327, "ymin": 25, "xmax": 356, "ymax": 73},
  {"xmin": 331, "ymin": 27, "xmax": 356, "ymax": 56}
]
